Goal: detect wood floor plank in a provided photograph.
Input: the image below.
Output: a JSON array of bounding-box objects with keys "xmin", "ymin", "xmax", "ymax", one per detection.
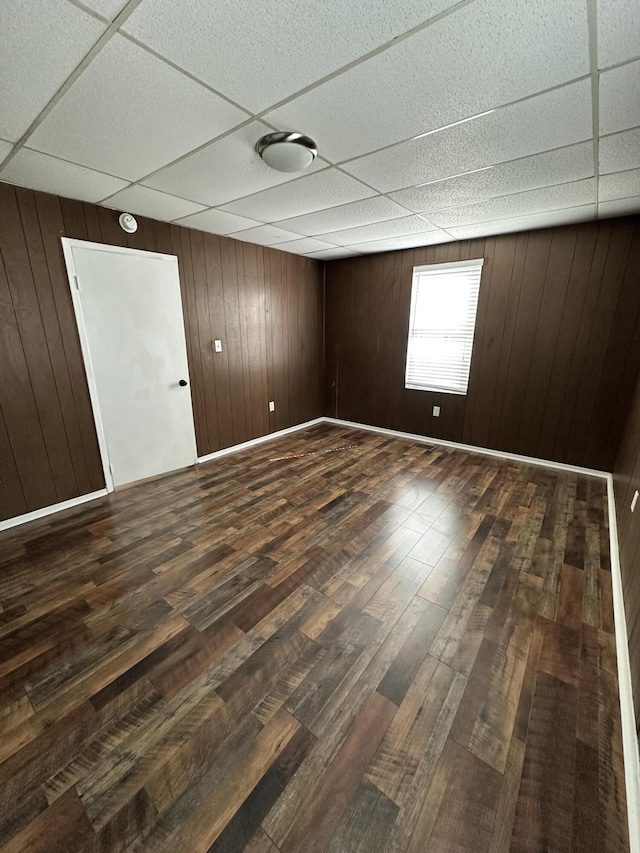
[
  {"xmin": 377, "ymin": 600, "xmax": 446, "ymax": 705},
  {"xmin": 510, "ymin": 673, "xmax": 577, "ymax": 853},
  {"xmin": 327, "ymin": 778, "xmax": 399, "ymax": 853},
  {"xmin": 0, "ymin": 425, "xmax": 628, "ymax": 852},
  {"xmin": 207, "ymin": 723, "xmax": 316, "ymax": 853},
  {"xmin": 279, "ymin": 691, "xmax": 396, "ymax": 853},
  {"xmin": 2, "ymin": 788, "xmax": 94, "ymax": 853},
  {"xmin": 468, "ymin": 571, "xmax": 541, "ymax": 773},
  {"xmin": 406, "ymin": 737, "xmax": 502, "ymax": 853}
]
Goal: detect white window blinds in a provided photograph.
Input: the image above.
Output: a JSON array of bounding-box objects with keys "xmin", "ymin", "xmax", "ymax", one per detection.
[{"xmin": 405, "ymin": 258, "xmax": 484, "ymax": 396}]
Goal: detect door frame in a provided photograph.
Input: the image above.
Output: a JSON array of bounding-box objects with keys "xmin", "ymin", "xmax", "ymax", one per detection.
[{"xmin": 61, "ymin": 237, "xmax": 192, "ymax": 493}]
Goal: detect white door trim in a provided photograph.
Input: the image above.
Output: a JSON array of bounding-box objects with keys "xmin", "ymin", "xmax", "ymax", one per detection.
[{"xmin": 61, "ymin": 237, "xmax": 186, "ymax": 494}]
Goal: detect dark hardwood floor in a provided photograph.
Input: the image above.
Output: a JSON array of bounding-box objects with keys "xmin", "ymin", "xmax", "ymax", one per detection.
[{"xmin": 0, "ymin": 424, "xmax": 629, "ymax": 852}]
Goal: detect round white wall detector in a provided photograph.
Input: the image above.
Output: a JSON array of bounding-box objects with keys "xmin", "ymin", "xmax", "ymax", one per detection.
[{"xmin": 119, "ymin": 212, "xmax": 138, "ymax": 233}]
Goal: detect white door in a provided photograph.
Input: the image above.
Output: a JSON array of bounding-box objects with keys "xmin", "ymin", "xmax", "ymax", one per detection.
[{"xmin": 62, "ymin": 239, "xmax": 197, "ymax": 489}]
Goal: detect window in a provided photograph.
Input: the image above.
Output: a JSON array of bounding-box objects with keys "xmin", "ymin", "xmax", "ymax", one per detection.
[{"xmin": 405, "ymin": 258, "xmax": 484, "ymax": 396}]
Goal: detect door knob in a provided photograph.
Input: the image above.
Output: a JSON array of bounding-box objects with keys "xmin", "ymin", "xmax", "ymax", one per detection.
[{"xmin": 179, "ymin": 379, "xmax": 188, "ymax": 387}]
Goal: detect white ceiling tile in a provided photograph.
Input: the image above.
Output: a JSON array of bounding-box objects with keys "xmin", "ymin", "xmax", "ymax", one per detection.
[
  {"xmin": 101, "ymin": 185, "xmax": 206, "ymax": 221},
  {"xmin": 600, "ymin": 60, "xmax": 640, "ymax": 136},
  {"xmin": 447, "ymin": 205, "xmax": 596, "ymax": 239},
  {"xmin": 0, "ymin": 148, "xmax": 127, "ymax": 202},
  {"xmin": 0, "ymin": 141, "xmax": 13, "ymax": 161},
  {"xmin": 81, "ymin": 0, "xmax": 128, "ymax": 19},
  {"xmin": 232, "ymin": 224, "xmax": 303, "ymax": 246},
  {"xmin": 599, "ymin": 169, "xmax": 640, "ymax": 203},
  {"xmin": 600, "ymin": 129, "xmax": 640, "ymax": 175},
  {"xmin": 275, "ymin": 238, "xmax": 338, "ymax": 256},
  {"xmin": 388, "ymin": 143, "xmax": 594, "ymax": 213},
  {"xmin": 266, "ymin": 0, "xmax": 589, "ymax": 162},
  {"xmin": 144, "ymin": 121, "xmax": 324, "ymax": 207},
  {"xmin": 598, "ymin": 197, "xmax": 640, "ymax": 218},
  {"xmin": 273, "ymin": 196, "xmax": 410, "ymax": 237},
  {"xmin": 28, "ymin": 35, "xmax": 247, "ymax": 181},
  {"xmin": 349, "ymin": 230, "xmax": 453, "ymax": 255},
  {"xmin": 343, "ymin": 81, "xmax": 592, "ymax": 194},
  {"xmin": 221, "ymin": 168, "xmax": 375, "ymax": 222},
  {"xmin": 427, "ymin": 180, "xmax": 595, "ymax": 228},
  {"xmin": 173, "ymin": 208, "xmax": 262, "ymax": 235},
  {"xmin": 318, "ymin": 215, "xmax": 438, "ymax": 246},
  {"xmin": 597, "ymin": 0, "xmax": 640, "ymax": 69},
  {"xmin": 0, "ymin": 1, "xmax": 105, "ymax": 142},
  {"xmin": 124, "ymin": 0, "xmax": 459, "ymax": 114},
  {"xmin": 308, "ymin": 247, "xmax": 361, "ymax": 260}
]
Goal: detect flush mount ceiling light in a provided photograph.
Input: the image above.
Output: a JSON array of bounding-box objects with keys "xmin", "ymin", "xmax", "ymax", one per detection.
[{"xmin": 256, "ymin": 131, "xmax": 318, "ymax": 173}]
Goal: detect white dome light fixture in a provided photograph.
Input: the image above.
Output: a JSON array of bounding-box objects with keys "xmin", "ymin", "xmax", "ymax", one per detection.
[{"xmin": 256, "ymin": 131, "xmax": 318, "ymax": 173}]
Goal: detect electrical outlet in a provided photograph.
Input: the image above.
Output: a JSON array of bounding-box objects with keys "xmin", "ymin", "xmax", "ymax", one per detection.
[
  {"xmin": 214, "ymin": 340, "xmax": 222, "ymax": 352},
  {"xmin": 632, "ymin": 490, "xmax": 639, "ymax": 512},
  {"xmin": 269, "ymin": 401, "xmax": 275, "ymax": 412},
  {"xmin": 432, "ymin": 406, "xmax": 440, "ymax": 417}
]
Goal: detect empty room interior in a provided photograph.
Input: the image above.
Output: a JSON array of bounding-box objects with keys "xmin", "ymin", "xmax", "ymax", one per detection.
[{"xmin": 2, "ymin": 1, "xmax": 640, "ymax": 851}]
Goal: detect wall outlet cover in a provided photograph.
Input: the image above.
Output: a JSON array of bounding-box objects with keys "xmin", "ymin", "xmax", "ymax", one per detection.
[
  {"xmin": 214, "ymin": 340, "xmax": 222, "ymax": 352},
  {"xmin": 269, "ymin": 401, "xmax": 275, "ymax": 412},
  {"xmin": 433, "ymin": 406, "xmax": 441, "ymax": 417}
]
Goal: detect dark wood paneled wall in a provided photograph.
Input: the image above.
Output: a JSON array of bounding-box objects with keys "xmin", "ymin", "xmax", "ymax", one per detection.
[
  {"xmin": 0, "ymin": 183, "xmax": 323, "ymax": 522},
  {"xmin": 614, "ymin": 374, "xmax": 640, "ymax": 723},
  {"xmin": 325, "ymin": 215, "xmax": 640, "ymax": 472}
]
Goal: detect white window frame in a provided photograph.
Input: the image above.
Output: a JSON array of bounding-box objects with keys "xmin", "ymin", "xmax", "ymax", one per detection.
[{"xmin": 404, "ymin": 258, "xmax": 484, "ymax": 396}]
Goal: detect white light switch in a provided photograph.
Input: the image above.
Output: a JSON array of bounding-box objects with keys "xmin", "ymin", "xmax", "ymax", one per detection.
[
  {"xmin": 214, "ymin": 340, "xmax": 222, "ymax": 352},
  {"xmin": 632, "ymin": 490, "xmax": 639, "ymax": 512},
  {"xmin": 432, "ymin": 406, "xmax": 440, "ymax": 417},
  {"xmin": 269, "ymin": 401, "xmax": 275, "ymax": 412}
]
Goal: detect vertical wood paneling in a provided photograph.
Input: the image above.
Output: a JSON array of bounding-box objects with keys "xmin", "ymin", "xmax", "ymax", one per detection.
[
  {"xmin": 190, "ymin": 227, "xmax": 218, "ymax": 454},
  {"xmin": 325, "ymin": 214, "xmax": 640, "ymax": 472},
  {"xmin": 16, "ymin": 188, "xmax": 84, "ymax": 498},
  {"xmin": 0, "ymin": 405, "xmax": 25, "ymax": 518},
  {"xmin": 221, "ymin": 237, "xmax": 248, "ymax": 445},
  {"xmin": 34, "ymin": 193, "xmax": 104, "ymax": 492},
  {"xmin": 553, "ymin": 224, "xmax": 613, "ymax": 463},
  {"xmin": 585, "ymin": 221, "xmax": 640, "ymax": 463},
  {"xmin": 0, "ymin": 184, "xmax": 323, "ymax": 521},
  {"xmin": 567, "ymin": 222, "xmax": 635, "ymax": 464},
  {"xmin": 536, "ymin": 224, "xmax": 598, "ymax": 461},
  {"xmin": 179, "ymin": 223, "xmax": 209, "ymax": 453},
  {"xmin": 487, "ymin": 231, "xmax": 528, "ymax": 449},
  {"xmin": 517, "ymin": 226, "xmax": 577, "ymax": 454},
  {"xmin": 496, "ymin": 229, "xmax": 552, "ymax": 452},
  {"xmin": 203, "ymin": 233, "xmax": 233, "ymax": 450},
  {"xmin": 0, "ymin": 245, "xmax": 57, "ymax": 511},
  {"xmin": 0, "ymin": 184, "xmax": 65, "ymax": 508},
  {"xmin": 467, "ymin": 232, "xmax": 517, "ymax": 448}
]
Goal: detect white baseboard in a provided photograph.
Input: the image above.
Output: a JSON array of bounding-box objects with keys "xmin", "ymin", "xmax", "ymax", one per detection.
[
  {"xmin": 0, "ymin": 419, "xmax": 326, "ymax": 533},
  {"xmin": 323, "ymin": 416, "xmax": 609, "ymax": 479},
  {"xmin": 197, "ymin": 418, "xmax": 326, "ymax": 465},
  {"xmin": 607, "ymin": 475, "xmax": 640, "ymax": 853},
  {"xmin": 0, "ymin": 489, "xmax": 108, "ymax": 533}
]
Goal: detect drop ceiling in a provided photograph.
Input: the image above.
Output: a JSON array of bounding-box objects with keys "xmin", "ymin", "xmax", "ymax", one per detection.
[{"xmin": 1, "ymin": 0, "xmax": 638, "ymax": 259}]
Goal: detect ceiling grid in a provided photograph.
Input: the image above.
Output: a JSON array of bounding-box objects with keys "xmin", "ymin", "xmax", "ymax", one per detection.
[{"xmin": 0, "ymin": 0, "xmax": 638, "ymax": 256}]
